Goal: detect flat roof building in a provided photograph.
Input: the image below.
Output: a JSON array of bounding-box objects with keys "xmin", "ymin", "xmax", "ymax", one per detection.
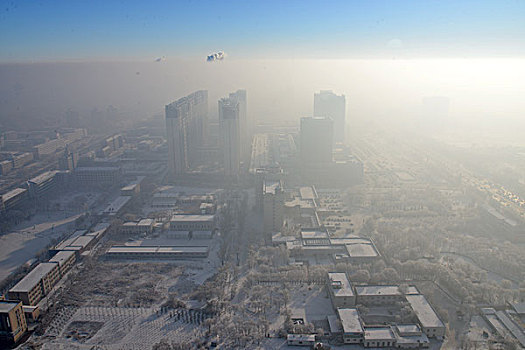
[
  {"xmin": 49, "ymin": 250, "xmax": 76, "ymax": 277},
  {"xmin": 327, "ymin": 272, "xmax": 355, "ymax": 308},
  {"xmin": 169, "ymin": 214, "xmax": 215, "ymax": 231},
  {"xmin": 8, "ymin": 262, "xmax": 60, "ymax": 306},
  {"xmin": 363, "ymin": 327, "xmax": 396, "ymax": 348},
  {"xmin": 337, "ymin": 308, "xmax": 363, "ymax": 344},
  {"xmin": 102, "ymin": 196, "xmax": 131, "ymax": 216},
  {"xmin": 355, "ymin": 285, "xmax": 403, "ymax": 305},
  {"xmin": 0, "ymin": 300, "xmax": 27, "ymax": 344},
  {"xmin": 286, "ymin": 334, "xmax": 315, "ymax": 346},
  {"xmin": 106, "ymin": 245, "xmax": 209, "ymax": 260},
  {"xmin": 393, "ymin": 324, "xmax": 430, "ymax": 349},
  {"xmin": 405, "ymin": 294, "xmax": 445, "ymax": 338}
]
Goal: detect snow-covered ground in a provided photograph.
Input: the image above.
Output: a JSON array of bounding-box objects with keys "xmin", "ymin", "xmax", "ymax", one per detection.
[
  {"xmin": 40, "ymin": 306, "xmax": 205, "ymax": 350},
  {"xmin": 0, "ymin": 212, "xmax": 83, "ymax": 282}
]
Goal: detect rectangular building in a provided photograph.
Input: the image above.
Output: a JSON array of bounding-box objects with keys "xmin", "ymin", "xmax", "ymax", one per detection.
[
  {"xmin": 327, "ymin": 272, "xmax": 356, "ymax": 308},
  {"xmin": 1, "ymin": 188, "xmax": 28, "ymax": 212},
  {"xmin": 337, "ymin": 308, "xmax": 364, "ymax": 344},
  {"xmin": 355, "ymin": 285, "xmax": 403, "ymax": 305},
  {"xmin": 27, "ymin": 171, "xmax": 58, "ymax": 199},
  {"xmin": 165, "ymin": 90, "xmax": 208, "ymax": 177},
  {"xmin": 314, "ymin": 90, "xmax": 346, "ymax": 143},
  {"xmin": 8, "ymin": 262, "xmax": 60, "ymax": 306},
  {"xmin": 121, "ymin": 219, "xmax": 154, "ymax": 235},
  {"xmin": 219, "ymin": 96, "xmax": 241, "ymax": 177},
  {"xmin": 300, "ymin": 116, "xmax": 333, "ymax": 164},
  {"xmin": 169, "ymin": 214, "xmax": 215, "ymax": 231},
  {"xmin": 405, "ymin": 294, "xmax": 445, "ymax": 338},
  {"xmin": 106, "ymin": 246, "xmax": 209, "ymax": 260},
  {"xmin": 263, "ymin": 180, "xmax": 284, "ymax": 233},
  {"xmin": 0, "ymin": 300, "xmax": 27, "ymax": 344},
  {"xmin": 49, "ymin": 250, "xmax": 76, "ymax": 277},
  {"xmin": 363, "ymin": 327, "xmax": 396, "ymax": 348},
  {"xmin": 74, "ymin": 167, "xmax": 121, "ymax": 187}
]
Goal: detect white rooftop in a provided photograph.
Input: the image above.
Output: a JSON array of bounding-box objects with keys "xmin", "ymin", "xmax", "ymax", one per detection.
[
  {"xmin": 10, "ymin": 262, "xmax": 58, "ymax": 293},
  {"xmin": 337, "ymin": 308, "xmax": 363, "ymax": 334},
  {"xmin": 406, "ymin": 294, "xmax": 445, "ymax": 328},
  {"xmin": 328, "ymin": 272, "xmax": 354, "ymax": 298},
  {"xmin": 364, "ymin": 327, "xmax": 395, "ymax": 340},
  {"xmin": 49, "ymin": 250, "xmax": 75, "ymax": 266},
  {"xmin": 345, "ymin": 243, "xmax": 379, "ymax": 257},
  {"xmin": 356, "ymin": 285, "xmax": 401, "ymax": 296},
  {"xmin": 170, "ymin": 214, "xmax": 215, "ymax": 222}
]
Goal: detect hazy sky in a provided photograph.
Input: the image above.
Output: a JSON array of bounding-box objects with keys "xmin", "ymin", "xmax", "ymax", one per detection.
[{"xmin": 1, "ymin": 0, "xmax": 525, "ymax": 61}]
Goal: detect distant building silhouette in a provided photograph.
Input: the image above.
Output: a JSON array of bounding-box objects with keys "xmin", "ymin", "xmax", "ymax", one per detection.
[
  {"xmin": 314, "ymin": 90, "xmax": 346, "ymax": 143},
  {"xmin": 227, "ymin": 90, "xmax": 250, "ymax": 161},
  {"xmin": 165, "ymin": 90, "xmax": 208, "ymax": 177},
  {"xmin": 219, "ymin": 97, "xmax": 241, "ymax": 177},
  {"xmin": 300, "ymin": 116, "xmax": 334, "ymax": 164}
]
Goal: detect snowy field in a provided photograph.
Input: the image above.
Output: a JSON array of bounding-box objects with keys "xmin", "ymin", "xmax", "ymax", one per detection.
[{"xmin": 40, "ymin": 306, "xmax": 206, "ymax": 350}]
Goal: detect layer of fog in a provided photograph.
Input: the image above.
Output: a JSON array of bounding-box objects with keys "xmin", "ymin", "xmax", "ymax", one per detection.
[{"xmin": 1, "ymin": 58, "xmax": 524, "ymax": 144}]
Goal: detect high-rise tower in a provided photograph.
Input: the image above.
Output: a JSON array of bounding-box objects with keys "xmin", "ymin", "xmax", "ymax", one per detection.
[
  {"xmin": 219, "ymin": 97, "xmax": 241, "ymax": 177},
  {"xmin": 314, "ymin": 90, "xmax": 345, "ymax": 143},
  {"xmin": 300, "ymin": 116, "xmax": 334, "ymax": 164},
  {"xmin": 165, "ymin": 90, "xmax": 208, "ymax": 177}
]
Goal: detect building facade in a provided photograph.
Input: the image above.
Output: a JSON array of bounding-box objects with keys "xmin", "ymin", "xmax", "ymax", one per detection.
[{"xmin": 0, "ymin": 300, "xmax": 27, "ymax": 344}]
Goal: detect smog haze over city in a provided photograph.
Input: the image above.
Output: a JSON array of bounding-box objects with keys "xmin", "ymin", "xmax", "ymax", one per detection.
[{"xmin": 0, "ymin": 1, "xmax": 524, "ymax": 349}]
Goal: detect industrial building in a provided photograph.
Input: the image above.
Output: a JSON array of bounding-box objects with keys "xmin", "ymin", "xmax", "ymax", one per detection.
[{"xmin": 0, "ymin": 300, "xmax": 27, "ymax": 344}]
